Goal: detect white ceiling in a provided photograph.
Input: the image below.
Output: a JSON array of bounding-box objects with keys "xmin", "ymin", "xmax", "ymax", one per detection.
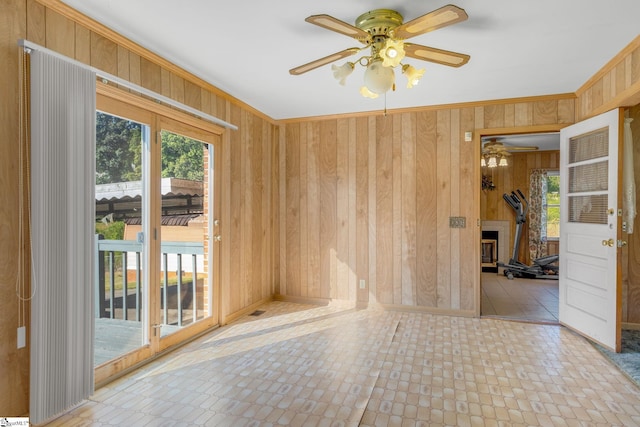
[{"xmin": 60, "ymin": 0, "xmax": 640, "ymax": 121}]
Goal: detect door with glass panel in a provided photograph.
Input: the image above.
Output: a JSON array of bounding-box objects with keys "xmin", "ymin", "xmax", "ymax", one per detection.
[
  {"xmin": 154, "ymin": 117, "xmax": 220, "ymax": 349},
  {"xmin": 94, "ymin": 97, "xmax": 153, "ymax": 371},
  {"xmin": 559, "ymin": 108, "xmax": 623, "ymax": 352}
]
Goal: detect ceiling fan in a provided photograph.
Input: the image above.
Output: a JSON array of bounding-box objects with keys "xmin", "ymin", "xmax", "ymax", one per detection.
[
  {"xmin": 289, "ymin": 5, "xmax": 470, "ymax": 98},
  {"xmin": 481, "ymin": 138, "xmax": 539, "ymax": 167}
]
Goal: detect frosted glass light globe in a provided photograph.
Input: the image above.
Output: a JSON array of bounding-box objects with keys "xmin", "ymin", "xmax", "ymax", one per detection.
[{"xmin": 363, "ymin": 60, "xmax": 394, "ymax": 94}]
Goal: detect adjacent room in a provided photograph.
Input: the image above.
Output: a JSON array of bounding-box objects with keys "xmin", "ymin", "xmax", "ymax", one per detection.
[{"xmin": 3, "ymin": 1, "xmax": 640, "ymax": 425}]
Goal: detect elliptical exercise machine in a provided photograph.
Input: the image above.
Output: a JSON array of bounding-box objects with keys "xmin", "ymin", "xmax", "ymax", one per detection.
[{"xmin": 497, "ymin": 189, "xmax": 559, "ymax": 280}]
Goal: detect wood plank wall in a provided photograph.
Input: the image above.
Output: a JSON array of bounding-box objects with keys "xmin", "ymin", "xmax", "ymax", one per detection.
[
  {"xmin": 279, "ymin": 99, "xmax": 574, "ymax": 312},
  {"xmin": 577, "ymin": 34, "xmax": 640, "ymax": 120},
  {"xmin": 481, "ymin": 150, "xmax": 560, "ymax": 265},
  {"xmin": 1, "ymin": 0, "xmax": 29, "ymax": 417}
]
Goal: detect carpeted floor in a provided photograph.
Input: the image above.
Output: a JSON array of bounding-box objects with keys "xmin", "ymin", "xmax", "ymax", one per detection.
[{"xmin": 593, "ymin": 329, "xmax": 640, "ymax": 387}]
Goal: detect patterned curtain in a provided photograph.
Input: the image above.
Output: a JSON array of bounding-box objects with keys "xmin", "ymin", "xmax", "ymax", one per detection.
[{"xmin": 529, "ymin": 169, "xmax": 548, "ymax": 261}]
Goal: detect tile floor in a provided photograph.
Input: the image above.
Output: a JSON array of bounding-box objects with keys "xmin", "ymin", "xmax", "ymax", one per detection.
[
  {"xmin": 481, "ymin": 272, "xmax": 559, "ymax": 323},
  {"xmin": 46, "ymin": 300, "xmax": 640, "ymax": 426}
]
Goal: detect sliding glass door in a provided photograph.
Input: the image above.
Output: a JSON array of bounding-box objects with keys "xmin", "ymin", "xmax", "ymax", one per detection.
[{"xmin": 94, "ymin": 93, "xmax": 222, "ymax": 382}]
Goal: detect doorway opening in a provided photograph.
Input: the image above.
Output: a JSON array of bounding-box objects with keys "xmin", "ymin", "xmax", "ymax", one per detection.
[{"xmin": 479, "ymin": 130, "xmax": 560, "ymax": 323}]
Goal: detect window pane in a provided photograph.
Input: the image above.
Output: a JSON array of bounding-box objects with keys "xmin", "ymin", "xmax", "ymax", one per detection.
[
  {"xmin": 569, "ymin": 128, "xmax": 608, "ymax": 163},
  {"xmin": 545, "ymin": 174, "xmax": 560, "ymax": 238},
  {"xmin": 95, "ymin": 111, "xmax": 147, "ymax": 367},
  {"xmin": 568, "ymin": 161, "xmax": 608, "ymax": 193},
  {"xmin": 159, "ymin": 130, "xmax": 210, "ymax": 337},
  {"xmin": 568, "ymin": 194, "xmax": 608, "ymax": 224}
]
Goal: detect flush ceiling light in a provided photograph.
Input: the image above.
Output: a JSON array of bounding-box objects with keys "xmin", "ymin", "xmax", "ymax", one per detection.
[{"xmin": 290, "ymin": 6, "xmax": 470, "ymax": 98}]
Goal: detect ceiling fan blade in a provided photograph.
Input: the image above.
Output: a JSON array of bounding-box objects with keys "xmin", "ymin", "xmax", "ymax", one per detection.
[
  {"xmin": 289, "ymin": 48, "xmax": 360, "ymax": 75},
  {"xmin": 506, "ymin": 146, "xmax": 539, "ymax": 151},
  {"xmin": 393, "ymin": 5, "xmax": 468, "ymax": 40},
  {"xmin": 404, "ymin": 43, "xmax": 470, "ymax": 67},
  {"xmin": 306, "ymin": 14, "xmax": 370, "ymax": 43}
]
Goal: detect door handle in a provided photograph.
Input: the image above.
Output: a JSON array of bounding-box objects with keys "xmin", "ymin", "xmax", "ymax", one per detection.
[
  {"xmin": 602, "ymin": 238, "xmax": 615, "ymax": 247},
  {"xmin": 214, "ymin": 235, "xmax": 222, "ymax": 242}
]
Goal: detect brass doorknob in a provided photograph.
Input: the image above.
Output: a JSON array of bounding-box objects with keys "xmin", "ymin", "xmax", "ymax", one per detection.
[
  {"xmin": 214, "ymin": 235, "xmax": 222, "ymax": 242},
  {"xmin": 602, "ymin": 238, "xmax": 615, "ymax": 247}
]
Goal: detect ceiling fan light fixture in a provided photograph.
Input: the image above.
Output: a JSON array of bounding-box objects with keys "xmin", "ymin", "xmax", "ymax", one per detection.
[
  {"xmin": 487, "ymin": 156, "xmax": 497, "ymax": 168},
  {"xmin": 332, "ymin": 62, "xmax": 355, "ymax": 85},
  {"xmin": 480, "ymin": 157, "xmax": 486, "ymax": 167},
  {"xmin": 499, "ymin": 156, "xmax": 508, "ymax": 167},
  {"xmin": 402, "ymin": 64, "xmax": 425, "ymax": 88},
  {"xmin": 363, "ymin": 59, "xmax": 395, "ymax": 94},
  {"xmin": 379, "ymin": 39, "xmax": 405, "ymax": 67}
]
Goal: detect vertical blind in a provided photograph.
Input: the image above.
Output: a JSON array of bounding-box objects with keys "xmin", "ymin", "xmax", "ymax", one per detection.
[{"xmin": 29, "ymin": 49, "xmax": 96, "ymax": 424}]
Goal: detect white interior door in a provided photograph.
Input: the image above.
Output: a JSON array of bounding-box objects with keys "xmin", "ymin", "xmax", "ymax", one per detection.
[{"xmin": 559, "ymin": 108, "xmax": 623, "ymax": 352}]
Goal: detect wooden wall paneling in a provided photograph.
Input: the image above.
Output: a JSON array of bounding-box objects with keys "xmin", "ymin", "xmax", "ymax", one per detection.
[
  {"xmin": 401, "ymin": 113, "xmax": 417, "ymax": 305},
  {"xmin": 504, "ymin": 103, "xmax": 515, "ymax": 128},
  {"xmin": 139, "ymin": 57, "xmax": 161, "ymax": 94},
  {"xmin": 558, "ymin": 99, "xmax": 576, "ymax": 124},
  {"xmin": 320, "ymin": 120, "xmax": 337, "ymax": 299},
  {"xmin": 436, "ymin": 110, "xmax": 452, "ymax": 307},
  {"xmin": 336, "ymin": 118, "xmax": 350, "ymax": 301},
  {"xmin": 1, "ymin": 0, "xmax": 28, "ymax": 416},
  {"xmin": 184, "ymin": 80, "xmax": 201, "ymax": 110},
  {"xmin": 347, "ymin": 117, "xmax": 357, "ymax": 302},
  {"xmin": 392, "ymin": 114, "xmax": 403, "ymax": 304},
  {"xmin": 250, "ymin": 115, "xmax": 263, "ymax": 304},
  {"xmin": 229, "ymin": 104, "xmax": 243, "ymax": 310},
  {"xmin": 307, "ymin": 122, "xmax": 320, "ymax": 298},
  {"xmin": 45, "ymin": 7, "xmax": 74, "ymax": 57},
  {"xmin": 632, "ymin": 47, "xmax": 640, "ymax": 84},
  {"xmin": 170, "ymin": 73, "xmax": 185, "ymax": 104},
  {"xmin": 514, "ymin": 102, "xmax": 533, "ymax": 127},
  {"xmin": 285, "ymin": 124, "xmax": 301, "ymax": 297},
  {"xmin": 484, "ymin": 104, "xmax": 505, "ymax": 129},
  {"xmin": 533, "ymin": 100, "xmax": 558, "ymax": 125},
  {"xmin": 278, "ymin": 124, "xmax": 286, "ymax": 295},
  {"xmin": 240, "ymin": 111, "xmax": 252, "ymax": 307},
  {"xmin": 113, "ymin": 44, "xmax": 130, "ymax": 87},
  {"xmin": 459, "ymin": 107, "xmax": 476, "ymax": 310},
  {"xmin": 160, "ymin": 68, "xmax": 171, "ymax": 98},
  {"xmin": 90, "ymin": 32, "xmax": 117, "ymax": 75},
  {"xmin": 368, "ymin": 116, "xmax": 378, "ymax": 303},
  {"xmin": 416, "ymin": 111, "xmax": 438, "ymax": 307},
  {"xmin": 376, "ymin": 115, "xmax": 393, "ymax": 304},
  {"xmin": 220, "ymin": 101, "xmax": 232, "ymax": 317},
  {"xmin": 27, "ymin": 0, "xmax": 46, "ymax": 45},
  {"xmin": 271, "ymin": 126, "xmax": 281, "ymax": 294},
  {"xmin": 74, "ymin": 25, "xmax": 90, "ymax": 64},
  {"xmin": 298, "ymin": 123, "xmax": 308, "ymax": 297},
  {"xmin": 449, "ymin": 109, "xmax": 461, "ymax": 309},
  {"xmin": 263, "ymin": 121, "xmax": 274, "ymax": 299},
  {"xmin": 356, "ymin": 117, "xmax": 369, "ymax": 303},
  {"xmin": 128, "ymin": 51, "xmax": 141, "ymax": 91}
]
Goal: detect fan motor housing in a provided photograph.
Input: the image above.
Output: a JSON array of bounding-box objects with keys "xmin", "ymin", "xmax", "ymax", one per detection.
[{"xmin": 356, "ymin": 9, "xmax": 403, "ymax": 37}]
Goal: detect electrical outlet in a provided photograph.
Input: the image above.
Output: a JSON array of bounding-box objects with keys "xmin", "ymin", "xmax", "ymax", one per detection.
[
  {"xmin": 359, "ymin": 279, "xmax": 366, "ymax": 289},
  {"xmin": 449, "ymin": 216, "xmax": 466, "ymax": 228}
]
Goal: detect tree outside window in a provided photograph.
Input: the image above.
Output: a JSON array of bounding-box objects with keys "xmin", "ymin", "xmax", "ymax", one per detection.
[{"xmin": 546, "ymin": 172, "xmax": 560, "ymax": 239}]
